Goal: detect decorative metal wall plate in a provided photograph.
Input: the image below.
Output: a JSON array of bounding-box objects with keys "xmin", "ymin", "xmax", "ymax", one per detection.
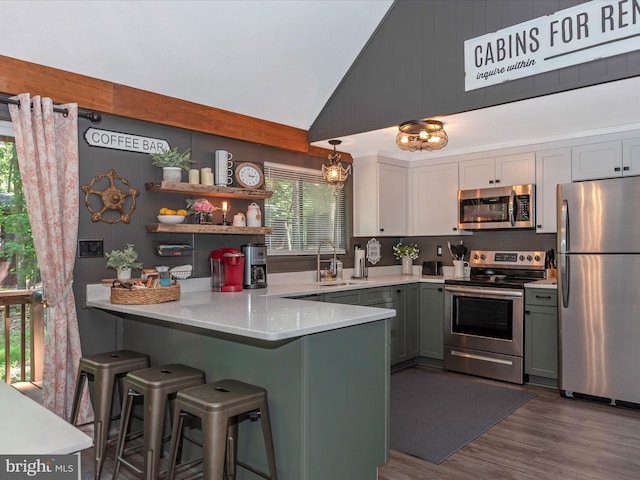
[
  {"xmin": 366, "ymin": 238, "xmax": 381, "ymax": 265},
  {"xmin": 81, "ymin": 169, "xmax": 139, "ymax": 224}
]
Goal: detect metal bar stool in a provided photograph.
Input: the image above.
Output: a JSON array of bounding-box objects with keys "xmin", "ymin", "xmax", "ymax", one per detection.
[
  {"xmin": 70, "ymin": 349, "xmax": 150, "ymax": 480},
  {"xmin": 112, "ymin": 363, "xmax": 206, "ymax": 480},
  {"xmin": 166, "ymin": 379, "xmax": 277, "ymax": 480}
]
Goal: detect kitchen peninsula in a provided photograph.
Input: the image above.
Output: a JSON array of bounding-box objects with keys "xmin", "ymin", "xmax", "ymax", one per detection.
[{"xmin": 86, "ymin": 282, "xmax": 394, "ymax": 480}]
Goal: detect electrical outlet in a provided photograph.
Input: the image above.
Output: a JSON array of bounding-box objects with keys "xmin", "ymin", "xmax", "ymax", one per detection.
[
  {"xmin": 78, "ymin": 239, "xmax": 104, "ymax": 258},
  {"xmin": 436, "ymin": 245, "xmax": 443, "ymax": 256}
]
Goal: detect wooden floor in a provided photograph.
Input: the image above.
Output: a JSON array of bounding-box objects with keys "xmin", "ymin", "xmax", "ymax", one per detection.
[
  {"xmin": 76, "ymin": 365, "xmax": 640, "ymax": 479},
  {"xmin": 378, "ymin": 366, "xmax": 640, "ymax": 480}
]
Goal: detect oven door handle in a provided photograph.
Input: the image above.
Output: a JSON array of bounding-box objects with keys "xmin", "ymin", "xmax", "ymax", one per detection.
[
  {"xmin": 445, "ymin": 285, "xmax": 523, "ymax": 298},
  {"xmin": 451, "ymin": 350, "xmax": 514, "ymax": 366}
]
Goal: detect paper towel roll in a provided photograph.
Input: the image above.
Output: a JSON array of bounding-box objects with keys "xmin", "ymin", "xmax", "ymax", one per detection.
[{"xmin": 354, "ymin": 249, "xmax": 365, "ymax": 277}]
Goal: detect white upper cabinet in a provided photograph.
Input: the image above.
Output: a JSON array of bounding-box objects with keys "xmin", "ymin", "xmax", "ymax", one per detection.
[
  {"xmin": 535, "ymin": 148, "xmax": 571, "ymax": 234},
  {"xmin": 458, "ymin": 153, "xmax": 535, "ymax": 190},
  {"xmin": 623, "ymin": 138, "xmax": 640, "ymax": 176},
  {"xmin": 571, "ymin": 141, "xmax": 624, "ymax": 181},
  {"xmin": 353, "ymin": 158, "xmax": 407, "ymax": 237},
  {"xmin": 409, "ymin": 162, "xmax": 462, "ymax": 236}
]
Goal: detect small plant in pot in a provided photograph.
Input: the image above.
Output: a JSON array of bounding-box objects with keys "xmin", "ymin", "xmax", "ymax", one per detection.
[
  {"xmin": 106, "ymin": 244, "xmax": 144, "ymax": 281},
  {"xmin": 149, "ymin": 147, "xmax": 192, "ymax": 182}
]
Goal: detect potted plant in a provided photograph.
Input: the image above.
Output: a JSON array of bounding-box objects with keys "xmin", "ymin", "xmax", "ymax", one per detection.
[
  {"xmin": 149, "ymin": 146, "xmax": 192, "ymax": 182},
  {"xmin": 106, "ymin": 244, "xmax": 144, "ymax": 281},
  {"xmin": 393, "ymin": 242, "xmax": 419, "ymax": 275}
]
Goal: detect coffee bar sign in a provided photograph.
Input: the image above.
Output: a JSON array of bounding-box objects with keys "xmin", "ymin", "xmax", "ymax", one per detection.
[
  {"xmin": 84, "ymin": 128, "xmax": 170, "ymax": 154},
  {"xmin": 464, "ymin": 0, "xmax": 640, "ymax": 91}
]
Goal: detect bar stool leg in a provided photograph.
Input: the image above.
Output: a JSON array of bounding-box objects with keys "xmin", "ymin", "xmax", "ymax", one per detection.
[
  {"xmin": 112, "ymin": 387, "xmax": 134, "ymax": 480},
  {"xmin": 143, "ymin": 388, "xmax": 168, "ymax": 480},
  {"xmin": 92, "ymin": 372, "xmax": 116, "ymax": 479},
  {"xmin": 259, "ymin": 401, "xmax": 278, "ymax": 480},
  {"xmin": 70, "ymin": 369, "xmax": 87, "ymax": 425},
  {"xmin": 202, "ymin": 411, "xmax": 229, "ymax": 480},
  {"xmin": 165, "ymin": 409, "xmax": 185, "ymax": 480}
]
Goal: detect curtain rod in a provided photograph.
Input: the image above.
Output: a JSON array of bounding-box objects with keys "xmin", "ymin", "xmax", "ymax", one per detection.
[{"xmin": 0, "ymin": 95, "xmax": 102, "ymax": 124}]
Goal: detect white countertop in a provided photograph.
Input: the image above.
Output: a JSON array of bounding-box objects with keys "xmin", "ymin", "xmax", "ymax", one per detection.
[
  {"xmin": 524, "ymin": 278, "xmax": 558, "ymax": 289},
  {"xmin": 0, "ymin": 383, "xmax": 92, "ymax": 454},
  {"xmin": 86, "ymin": 266, "xmax": 557, "ymax": 342},
  {"xmin": 86, "ymin": 282, "xmax": 396, "ymax": 342}
]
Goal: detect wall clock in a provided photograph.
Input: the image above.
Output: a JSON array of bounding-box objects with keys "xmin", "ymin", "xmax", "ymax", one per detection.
[{"xmin": 235, "ymin": 162, "xmax": 264, "ymax": 189}]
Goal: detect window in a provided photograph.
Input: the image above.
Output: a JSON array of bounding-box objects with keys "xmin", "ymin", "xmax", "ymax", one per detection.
[{"xmin": 264, "ymin": 162, "xmax": 346, "ymax": 256}]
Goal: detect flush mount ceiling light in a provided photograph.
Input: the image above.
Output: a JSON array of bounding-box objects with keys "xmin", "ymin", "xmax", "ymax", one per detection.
[
  {"xmin": 322, "ymin": 139, "xmax": 351, "ymax": 191},
  {"xmin": 396, "ymin": 119, "xmax": 448, "ymax": 151}
]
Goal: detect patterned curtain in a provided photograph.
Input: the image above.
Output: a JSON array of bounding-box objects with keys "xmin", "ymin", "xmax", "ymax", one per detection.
[{"xmin": 9, "ymin": 93, "xmax": 92, "ymax": 422}]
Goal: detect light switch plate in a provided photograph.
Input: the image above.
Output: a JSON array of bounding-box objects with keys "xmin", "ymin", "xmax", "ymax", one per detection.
[{"xmin": 78, "ymin": 239, "xmax": 104, "ymax": 258}]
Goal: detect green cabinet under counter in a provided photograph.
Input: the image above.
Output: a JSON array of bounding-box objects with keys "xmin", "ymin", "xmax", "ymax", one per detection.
[
  {"xmin": 324, "ymin": 284, "xmax": 420, "ymax": 366},
  {"xmin": 525, "ymin": 288, "xmax": 558, "ymax": 386},
  {"xmin": 419, "ymin": 283, "xmax": 444, "ymax": 361}
]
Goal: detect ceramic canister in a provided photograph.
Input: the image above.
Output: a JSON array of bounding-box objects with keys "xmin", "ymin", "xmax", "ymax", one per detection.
[{"xmin": 246, "ymin": 202, "xmax": 261, "ymax": 227}]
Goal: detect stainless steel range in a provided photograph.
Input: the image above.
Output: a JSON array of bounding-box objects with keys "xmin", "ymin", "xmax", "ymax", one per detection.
[{"xmin": 444, "ymin": 250, "xmax": 546, "ymax": 384}]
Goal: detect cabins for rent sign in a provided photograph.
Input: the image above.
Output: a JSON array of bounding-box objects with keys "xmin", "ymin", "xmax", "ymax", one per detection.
[{"xmin": 464, "ymin": 0, "xmax": 640, "ymax": 91}]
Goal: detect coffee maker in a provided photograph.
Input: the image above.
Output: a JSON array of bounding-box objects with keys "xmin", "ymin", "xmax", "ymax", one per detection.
[
  {"xmin": 241, "ymin": 243, "xmax": 267, "ymax": 289},
  {"xmin": 209, "ymin": 248, "xmax": 245, "ymax": 292}
]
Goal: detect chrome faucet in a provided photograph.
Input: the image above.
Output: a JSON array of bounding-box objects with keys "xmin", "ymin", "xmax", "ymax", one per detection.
[{"xmin": 317, "ymin": 240, "xmax": 337, "ymax": 282}]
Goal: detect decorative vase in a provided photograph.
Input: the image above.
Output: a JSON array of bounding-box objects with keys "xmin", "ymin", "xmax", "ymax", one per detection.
[
  {"xmin": 117, "ymin": 268, "xmax": 132, "ymax": 282},
  {"xmin": 401, "ymin": 256, "xmax": 413, "ymax": 275},
  {"xmin": 196, "ymin": 212, "xmax": 213, "ymax": 224},
  {"xmin": 162, "ymin": 167, "xmax": 182, "ymax": 182}
]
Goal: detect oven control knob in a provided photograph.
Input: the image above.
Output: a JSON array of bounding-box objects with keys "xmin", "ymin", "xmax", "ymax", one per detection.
[
  {"xmin": 534, "ymin": 255, "xmax": 541, "ymax": 262},
  {"xmin": 473, "ymin": 254, "xmax": 479, "ymax": 260},
  {"xmin": 480, "ymin": 254, "xmax": 486, "ymax": 260},
  {"xmin": 519, "ymin": 255, "xmax": 525, "ymax": 261},
  {"xmin": 527, "ymin": 255, "xmax": 533, "ymax": 261}
]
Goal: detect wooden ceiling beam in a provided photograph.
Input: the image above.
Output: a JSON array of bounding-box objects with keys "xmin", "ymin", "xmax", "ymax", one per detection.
[{"xmin": 0, "ymin": 55, "xmax": 351, "ymax": 161}]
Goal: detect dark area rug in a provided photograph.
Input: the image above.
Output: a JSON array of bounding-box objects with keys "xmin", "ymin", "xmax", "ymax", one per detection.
[{"xmin": 390, "ymin": 368, "xmax": 535, "ymax": 464}]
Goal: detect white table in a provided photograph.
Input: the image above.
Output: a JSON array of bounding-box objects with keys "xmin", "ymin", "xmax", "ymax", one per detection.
[{"xmin": 0, "ymin": 383, "xmax": 92, "ymax": 454}]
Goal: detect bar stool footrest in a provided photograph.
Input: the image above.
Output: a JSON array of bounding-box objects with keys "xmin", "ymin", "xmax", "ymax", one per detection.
[{"xmin": 237, "ymin": 460, "xmax": 272, "ymax": 480}]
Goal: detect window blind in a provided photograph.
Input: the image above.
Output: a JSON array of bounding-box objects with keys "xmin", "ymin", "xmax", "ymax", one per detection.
[{"xmin": 264, "ymin": 162, "xmax": 346, "ymax": 256}]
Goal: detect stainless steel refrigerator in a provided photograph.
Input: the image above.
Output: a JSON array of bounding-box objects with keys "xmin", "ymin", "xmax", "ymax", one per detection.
[{"xmin": 558, "ymin": 176, "xmax": 640, "ymax": 404}]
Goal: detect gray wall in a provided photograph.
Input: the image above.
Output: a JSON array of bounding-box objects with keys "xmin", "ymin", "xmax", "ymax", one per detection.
[
  {"xmin": 70, "ymin": 114, "xmax": 326, "ymax": 354},
  {"xmin": 309, "ymin": 0, "xmax": 640, "ymax": 141}
]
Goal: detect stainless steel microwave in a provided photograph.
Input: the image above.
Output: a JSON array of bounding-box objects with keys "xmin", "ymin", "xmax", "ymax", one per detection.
[{"xmin": 458, "ymin": 184, "xmax": 535, "ymax": 230}]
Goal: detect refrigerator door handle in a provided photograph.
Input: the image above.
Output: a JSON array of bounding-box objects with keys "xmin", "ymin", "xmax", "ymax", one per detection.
[
  {"xmin": 509, "ymin": 190, "xmax": 516, "ymax": 226},
  {"xmin": 560, "ymin": 199, "xmax": 569, "ymax": 253},
  {"xmin": 561, "ymin": 254, "xmax": 569, "ymax": 308}
]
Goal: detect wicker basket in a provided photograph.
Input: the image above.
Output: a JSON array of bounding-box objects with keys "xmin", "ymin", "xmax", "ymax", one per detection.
[{"xmin": 110, "ymin": 283, "xmax": 180, "ymax": 305}]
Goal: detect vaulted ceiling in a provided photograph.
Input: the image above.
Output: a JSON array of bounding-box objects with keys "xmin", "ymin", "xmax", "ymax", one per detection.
[{"xmin": 2, "ymin": 0, "xmax": 639, "ymax": 161}]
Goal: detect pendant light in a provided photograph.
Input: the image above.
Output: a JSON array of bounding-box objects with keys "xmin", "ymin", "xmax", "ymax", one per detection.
[{"xmin": 322, "ymin": 139, "xmax": 351, "ymax": 191}]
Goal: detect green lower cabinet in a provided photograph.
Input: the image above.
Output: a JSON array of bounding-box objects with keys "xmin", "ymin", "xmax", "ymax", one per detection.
[
  {"xmin": 326, "ymin": 285, "xmax": 420, "ymax": 366},
  {"xmin": 323, "ymin": 290, "xmax": 362, "ymax": 305},
  {"xmin": 524, "ymin": 288, "xmax": 558, "ymax": 385},
  {"xmin": 419, "ymin": 283, "xmax": 444, "ymax": 360}
]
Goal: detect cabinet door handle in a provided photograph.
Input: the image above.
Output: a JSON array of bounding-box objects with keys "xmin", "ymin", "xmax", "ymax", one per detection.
[
  {"xmin": 535, "ymin": 294, "xmax": 552, "ymax": 299},
  {"xmin": 438, "ymin": 288, "xmax": 443, "ymax": 292},
  {"xmin": 537, "ymin": 224, "xmax": 542, "ymax": 228},
  {"xmin": 495, "ymin": 179, "xmax": 501, "ymax": 183},
  {"xmin": 624, "ymin": 166, "xmax": 630, "ymax": 171},
  {"xmin": 489, "ymin": 180, "xmax": 494, "ymax": 184},
  {"xmin": 615, "ymin": 167, "xmax": 621, "ymax": 172},
  {"xmin": 379, "ymin": 228, "xmax": 384, "ymax": 232},
  {"xmin": 524, "ymin": 310, "xmax": 531, "ymax": 315},
  {"xmin": 452, "ymin": 227, "xmax": 457, "ymax": 231}
]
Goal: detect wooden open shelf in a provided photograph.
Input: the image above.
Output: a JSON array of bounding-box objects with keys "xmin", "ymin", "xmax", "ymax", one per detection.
[
  {"xmin": 145, "ymin": 181, "xmax": 273, "ymax": 199},
  {"xmin": 145, "ymin": 224, "xmax": 272, "ymax": 235}
]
